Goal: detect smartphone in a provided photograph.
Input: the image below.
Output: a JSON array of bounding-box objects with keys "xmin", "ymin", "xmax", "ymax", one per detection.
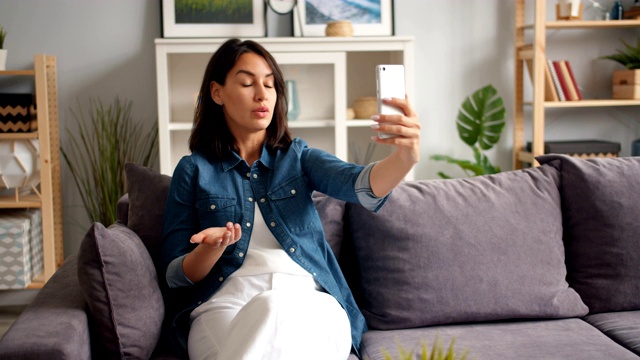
[{"xmin": 376, "ymin": 64, "xmax": 406, "ymax": 139}]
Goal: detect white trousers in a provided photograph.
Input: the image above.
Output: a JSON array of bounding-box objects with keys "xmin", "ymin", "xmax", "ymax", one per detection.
[{"xmin": 188, "ymin": 273, "xmax": 352, "ymax": 360}]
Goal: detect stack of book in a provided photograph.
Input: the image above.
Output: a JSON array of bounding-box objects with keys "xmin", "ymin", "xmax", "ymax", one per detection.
[{"xmin": 525, "ymin": 59, "xmax": 583, "ymax": 102}]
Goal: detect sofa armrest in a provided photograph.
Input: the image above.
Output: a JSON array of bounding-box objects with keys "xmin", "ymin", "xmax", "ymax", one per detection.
[{"xmin": 0, "ymin": 255, "xmax": 91, "ymax": 360}]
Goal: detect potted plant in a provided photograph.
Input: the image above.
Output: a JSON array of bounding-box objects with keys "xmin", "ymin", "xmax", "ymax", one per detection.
[
  {"xmin": 0, "ymin": 25, "xmax": 7, "ymax": 70},
  {"xmin": 600, "ymin": 38, "xmax": 640, "ymax": 99},
  {"xmin": 430, "ymin": 84, "xmax": 506, "ymax": 178},
  {"xmin": 61, "ymin": 97, "xmax": 158, "ymax": 226}
]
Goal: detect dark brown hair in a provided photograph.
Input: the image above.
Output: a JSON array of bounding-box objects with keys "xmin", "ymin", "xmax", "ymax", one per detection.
[{"xmin": 189, "ymin": 38, "xmax": 292, "ymax": 160}]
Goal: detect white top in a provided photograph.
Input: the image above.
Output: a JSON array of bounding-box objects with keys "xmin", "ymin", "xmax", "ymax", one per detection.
[{"xmin": 230, "ymin": 203, "xmax": 310, "ymax": 278}]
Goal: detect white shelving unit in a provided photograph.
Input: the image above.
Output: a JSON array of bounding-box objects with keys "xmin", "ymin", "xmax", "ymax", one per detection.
[{"xmin": 155, "ymin": 36, "xmax": 415, "ymax": 179}]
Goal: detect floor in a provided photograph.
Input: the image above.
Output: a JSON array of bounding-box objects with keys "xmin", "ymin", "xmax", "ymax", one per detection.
[{"xmin": 0, "ymin": 289, "xmax": 38, "ymax": 338}]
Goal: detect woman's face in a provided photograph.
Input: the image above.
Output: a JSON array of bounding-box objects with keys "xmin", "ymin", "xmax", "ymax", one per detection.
[{"xmin": 211, "ymin": 52, "xmax": 277, "ymax": 138}]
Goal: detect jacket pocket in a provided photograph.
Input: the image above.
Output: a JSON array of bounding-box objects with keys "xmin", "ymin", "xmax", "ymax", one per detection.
[
  {"xmin": 268, "ymin": 175, "xmax": 315, "ymax": 232},
  {"xmin": 195, "ymin": 195, "xmax": 237, "ymax": 229}
]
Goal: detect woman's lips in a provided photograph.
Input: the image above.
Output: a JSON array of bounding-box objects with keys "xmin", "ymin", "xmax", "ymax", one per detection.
[{"xmin": 253, "ymin": 106, "xmax": 269, "ymax": 118}]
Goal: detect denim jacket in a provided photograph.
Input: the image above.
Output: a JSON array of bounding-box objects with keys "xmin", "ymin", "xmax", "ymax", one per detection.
[{"xmin": 161, "ymin": 138, "xmax": 388, "ymax": 355}]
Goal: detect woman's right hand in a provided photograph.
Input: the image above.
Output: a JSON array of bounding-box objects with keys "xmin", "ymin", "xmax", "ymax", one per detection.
[
  {"xmin": 190, "ymin": 222, "xmax": 242, "ymax": 248},
  {"xmin": 182, "ymin": 222, "xmax": 242, "ymax": 283}
]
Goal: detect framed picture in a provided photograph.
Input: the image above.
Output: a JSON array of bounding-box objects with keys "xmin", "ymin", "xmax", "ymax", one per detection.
[
  {"xmin": 294, "ymin": 0, "xmax": 393, "ymax": 37},
  {"xmin": 162, "ymin": 0, "xmax": 266, "ymax": 38}
]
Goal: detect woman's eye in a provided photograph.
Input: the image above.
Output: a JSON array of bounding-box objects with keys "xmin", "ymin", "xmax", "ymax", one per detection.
[{"xmin": 242, "ymin": 83, "xmax": 252, "ymax": 87}]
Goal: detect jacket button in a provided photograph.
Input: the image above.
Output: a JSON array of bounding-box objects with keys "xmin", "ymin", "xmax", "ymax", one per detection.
[
  {"xmin": 246, "ymin": 222, "xmax": 251, "ymax": 227},
  {"xmin": 253, "ymin": 174, "xmax": 258, "ymax": 179},
  {"xmin": 248, "ymin": 197, "xmax": 253, "ymax": 202},
  {"xmin": 270, "ymin": 222, "xmax": 276, "ymax": 227},
  {"xmin": 290, "ymin": 189, "xmax": 296, "ymax": 195},
  {"xmin": 218, "ymin": 277, "xmax": 224, "ymax": 282},
  {"xmin": 289, "ymin": 247, "xmax": 295, "ymax": 253},
  {"xmin": 238, "ymin": 252, "xmax": 244, "ymax": 257}
]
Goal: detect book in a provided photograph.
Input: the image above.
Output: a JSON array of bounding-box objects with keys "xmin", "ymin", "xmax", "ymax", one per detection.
[
  {"xmin": 547, "ymin": 59, "xmax": 566, "ymax": 101},
  {"xmin": 524, "ymin": 58, "xmax": 559, "ymax": 101},
  {"xmin": 552, "ymin": 61, "xmax": 572, "ymax": 101},
  {"xmin": 563, "ymin": 60, "xmax": 583, "ymax": 100},
  {"xmin": 557, "ymin": 61, "xmax": 579, "ymax": 101}
]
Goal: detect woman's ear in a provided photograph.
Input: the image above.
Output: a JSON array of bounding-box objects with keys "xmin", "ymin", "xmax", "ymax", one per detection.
[{"xmin": 210, "ymin": 81, "xmax": 223, "ymax": 106}]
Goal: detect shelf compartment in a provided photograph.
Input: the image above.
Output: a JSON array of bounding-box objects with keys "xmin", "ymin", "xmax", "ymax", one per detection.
[{"xmin": 526, "ymin": 99, "xmax": 640, "ymax": 107}]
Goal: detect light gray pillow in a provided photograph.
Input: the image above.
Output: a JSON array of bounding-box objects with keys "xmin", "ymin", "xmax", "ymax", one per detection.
[
  {"xmin": 77, "ymin": 222, "xmax": 164, "ymax": 359},
  {"xmin": 346, "ymin": 164, "xmax": 588, "ymax": 330},
  {"xmin": 538, "ymin": 154, "xmax": 640, "ymax": 313}
]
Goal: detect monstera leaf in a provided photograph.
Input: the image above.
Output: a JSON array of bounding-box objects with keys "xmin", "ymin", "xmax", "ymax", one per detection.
[
  {"xmin": 456, "ymin": 84, "xmax": 506, "ymax": 150},
  {"xmin": 431, "ymin": 84, "xmax": 506, "ymax": 178}
]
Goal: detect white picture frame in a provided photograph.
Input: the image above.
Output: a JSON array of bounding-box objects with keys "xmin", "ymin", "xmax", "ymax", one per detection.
[
  {"xmin": 162, "ymin": 0, "xmax": 266, "ymax": 38},
  {"xmin": 294, "ymin": 0, "xmax": 393, "ymax": 37}
]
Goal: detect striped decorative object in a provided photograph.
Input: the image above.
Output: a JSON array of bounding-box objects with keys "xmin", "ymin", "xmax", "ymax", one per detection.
[{"xmin": 0, "ymin": 93, "xmax": 37, "ymax": 133}]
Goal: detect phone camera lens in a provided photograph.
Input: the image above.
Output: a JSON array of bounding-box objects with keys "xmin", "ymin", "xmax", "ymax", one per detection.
[{"xmin": 382, "ymin": 67, "xmax": 386, "ymax": 71}]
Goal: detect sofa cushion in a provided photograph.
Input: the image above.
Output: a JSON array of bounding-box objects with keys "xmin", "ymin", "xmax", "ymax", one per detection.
[
  {"xmin": 312, "ymin": 192, "xmax": 346, "ymax": 258},
  {"xmin": 125, "ymin": 162, "xmax": 172, "ymax": 266},
  {"xmin": 360, "ymin": 319, "xmax": 639, "ymax": 360},
  {"xmin": 346, "ymin": 164, "xmax": 588, "ymax": 330},
  {"xmin": 584, "ymin": 311, "xmax": 640, "ymax": 356},
  {"xmin": 77, "ymin": 222, "xmax": 164, "ymax": 360},
  {"xmin": 538, "ymin": 155, "xmax": 640, "ymax": 313}
]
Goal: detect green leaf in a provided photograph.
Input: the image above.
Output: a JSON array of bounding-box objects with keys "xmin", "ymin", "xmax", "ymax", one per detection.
[{"xmin": 456, "ymin": 84, "xmax": 506, "ymax": 150}]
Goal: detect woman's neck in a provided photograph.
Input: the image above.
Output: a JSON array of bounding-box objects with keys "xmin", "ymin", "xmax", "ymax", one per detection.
[{"xmin": 235, "ymin": 133, "xmax": 265, "ymax": 165}]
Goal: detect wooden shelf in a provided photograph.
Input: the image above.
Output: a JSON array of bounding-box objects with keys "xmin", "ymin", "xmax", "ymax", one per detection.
[
  {"xmin": 0, "ymin": 55, "xmax": 64, "ymax": 288},
  {"xmin": 519, "ymin": 19, "xmax": 640, "ymax": 30},
  {"xmin": 0, "ymin": 131, "xmax": 39, "ymax": 140},
  {"xmin": 521, "ymin": 99, "xmax": 640, "ymax": 107},
  {"xmin": 0, "ymin": 70, "xmax": 36, "ymax": 76},
  {"xmin": 513, "ymin": 0, "xmax": 640, "ymax": 169}
]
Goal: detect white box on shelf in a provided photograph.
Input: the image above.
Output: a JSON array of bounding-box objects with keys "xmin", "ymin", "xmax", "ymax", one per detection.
[
  {"xmin": 5, "ymin": 209, "xmax": 43, "ymax": 280},
  {"xmin": 0, "ymin": 213, "xmax": 32, "ymax": 289}
]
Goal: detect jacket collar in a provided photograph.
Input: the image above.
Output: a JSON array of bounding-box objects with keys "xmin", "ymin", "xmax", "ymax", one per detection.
[{"xmin": 221, "ymin": 142, "xmax": 275, "ymax": 172}]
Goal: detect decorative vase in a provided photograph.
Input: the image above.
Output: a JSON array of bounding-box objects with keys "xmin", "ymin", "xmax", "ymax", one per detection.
[
  {"xmin": 0, "ymin": 139, "xmax": 40, "ymax": 190},
  {"xmin": 0, "ymin": 49, "xmax": 7, "ymax": 71},
  {"xmin": 285, "ymin": 80, "xmax": 300, "ymax": 121}
]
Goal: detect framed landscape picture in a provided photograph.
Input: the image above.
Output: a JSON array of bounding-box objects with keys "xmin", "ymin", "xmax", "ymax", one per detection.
[
  {"xmin": 162, "ymin": 0, "xmax": 265, "ymax": 38},
  {"xmin": 294, "ymin": 0, "xmax": 393, "ymax": 37}
]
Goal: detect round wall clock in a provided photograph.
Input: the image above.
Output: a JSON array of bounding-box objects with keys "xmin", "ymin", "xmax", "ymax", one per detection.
[{"xmin": 267, "ymin": 0, "xmax": 297, "ymax": 15}]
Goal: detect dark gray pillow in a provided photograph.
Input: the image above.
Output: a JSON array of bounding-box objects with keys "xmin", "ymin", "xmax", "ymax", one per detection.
[
  {"xmin": 347, "ymin": 164, "xmax": 588, "ymax": 330},
  {"xmin": 538, "ymin": 154, "xmax": 640, "ymax": 313},
  {"xmin": 125, "ymin": 162, "xmax": 172, "ymax": 266},
  {"xmin": 313, "ymin": 192, "xmax": 346, "ymax": 258},
  {"xmin": 77, "ymin": 222, "xmax": 164, "ymax": 359}
]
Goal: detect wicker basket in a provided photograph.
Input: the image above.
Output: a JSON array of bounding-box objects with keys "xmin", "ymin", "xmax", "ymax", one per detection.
[
  {"xmin": 353, "ymin": 97, "xmax": 377, "ymax": 119},
  {"xmin": 325, "ymin": 20, "xmax": 353, "ymax": 37}
]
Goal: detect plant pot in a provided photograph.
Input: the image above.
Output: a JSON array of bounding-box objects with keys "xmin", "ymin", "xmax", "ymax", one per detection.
[
  {"xmin": 0, "ymin": 49, "xmax": 7, "ymax": 71},
  {"xmin": 612, "ymin": 69, "xmax": 640, "ymax": 99}
]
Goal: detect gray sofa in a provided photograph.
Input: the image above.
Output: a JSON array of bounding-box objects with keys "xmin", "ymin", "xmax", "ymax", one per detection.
[{"xmin": 0, "ymin": 154, "xmax": 639, "ymax": 359}]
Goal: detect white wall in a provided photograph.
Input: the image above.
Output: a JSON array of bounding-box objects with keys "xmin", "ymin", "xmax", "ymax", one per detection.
[{"xmin": 0, "ymin": 0, "xmax": 639, "ymax": 255}]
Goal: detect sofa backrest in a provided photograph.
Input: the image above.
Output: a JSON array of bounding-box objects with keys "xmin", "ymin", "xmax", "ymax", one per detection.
[{"xmin": 538, "ymin": 154, "xmax": 640, "ymax": 314}]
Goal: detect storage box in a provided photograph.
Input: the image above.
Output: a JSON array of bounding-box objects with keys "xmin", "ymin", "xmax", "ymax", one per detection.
[
  {"xmin": 4, "ymin": 209, "xmax": 43, "ymax": 279},
  {"xmin": 0, "ymin": 214, "xmax": 32, "ymax": 289},
  {"xmin": 0, "ymin": 93, "xmax": 37, "ymax": 133},
  {"xmin": 612, "ymin": 70, "xmax": 640, "ymax": 99},
  {"xmin": 526, "ymin": 140, "xmax": 621, "ymax": 158}
]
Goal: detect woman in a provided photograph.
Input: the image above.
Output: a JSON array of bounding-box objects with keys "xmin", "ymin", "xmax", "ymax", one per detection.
[{"xmin": 161, "ymin": 38, "xmax": 420, "ymax": 360}]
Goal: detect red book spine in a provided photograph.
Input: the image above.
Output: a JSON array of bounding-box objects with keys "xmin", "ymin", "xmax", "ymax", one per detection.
[
  {"xmin": 552, "ymin": 61, "xmax": 571, "ymax": 101},
  {"xmin": 564, "ymin": 61, "xmax": 582, "ymax": 100}
]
